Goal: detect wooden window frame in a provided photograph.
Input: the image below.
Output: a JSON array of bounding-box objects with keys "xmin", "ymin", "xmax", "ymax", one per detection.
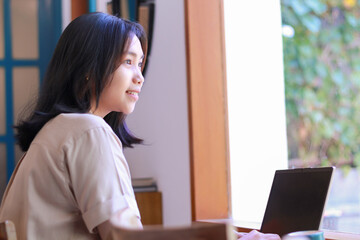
[
  {"xmin": 184, "ymin": 1, "xmax": 360, "ymax": 239},
  {"xmin": 184, "ymin": 0, "xmax": 230, "ymax": 221}
]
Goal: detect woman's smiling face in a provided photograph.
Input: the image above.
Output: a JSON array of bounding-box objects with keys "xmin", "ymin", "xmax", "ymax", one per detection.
[{"xmin": 93, "ymin": 35, "xmax": 145, "ymax": 117}]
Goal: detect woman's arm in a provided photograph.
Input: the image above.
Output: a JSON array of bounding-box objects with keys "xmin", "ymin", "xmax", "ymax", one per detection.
[
  {"xmin": 98, "ymin": 220, "xmax": 112, "ymax": 240},
  {"xmin": 236, "ymin": 230, "xmax": 280, "ymax": 240},
  {"xmin": 97, "ymin": 208, "xmax": 143, "ymax": 239}
]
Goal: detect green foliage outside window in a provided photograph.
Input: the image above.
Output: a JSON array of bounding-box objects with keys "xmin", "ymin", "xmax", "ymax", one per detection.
[{"xmin": 282, "ymin": 0, "xmax": 360, "ymax": 169}]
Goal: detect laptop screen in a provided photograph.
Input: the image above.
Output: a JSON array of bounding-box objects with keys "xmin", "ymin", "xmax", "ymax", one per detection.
[{"xmin": 260, "ymin": 167, "xmax": 334, "ymax": 237}]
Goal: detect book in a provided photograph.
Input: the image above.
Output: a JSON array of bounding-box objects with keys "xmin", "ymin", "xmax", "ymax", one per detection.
[
  {"xmin": 133, "ymin": 185, "xmax": 158, "ymax": 193},
  {"xmin": 132, "ymin": 178, "xmax": 158, "ymax": 192},
  {"xmin": 132, "ymin": 178, "xmax": 156, "ymax": 188}
]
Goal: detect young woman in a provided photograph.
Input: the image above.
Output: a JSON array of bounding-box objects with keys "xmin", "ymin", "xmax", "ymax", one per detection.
[
  {"xmin": 0, "ymin": 12, "xmax": 146, "ymax": 239},
  {"xmin": 0, "ymin": 11, "xmax": 280, "ymax": 240}
]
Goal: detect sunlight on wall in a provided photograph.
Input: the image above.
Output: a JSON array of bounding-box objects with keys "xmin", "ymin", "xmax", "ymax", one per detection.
[{"xmin": 224, "ymin": 0, "xmax": 288, "ymax": 224}]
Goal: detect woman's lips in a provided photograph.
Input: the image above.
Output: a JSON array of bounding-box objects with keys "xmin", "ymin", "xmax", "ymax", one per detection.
[{"xmin": 126, "ymin": 90, "xmax": 140, "ymax": 101}]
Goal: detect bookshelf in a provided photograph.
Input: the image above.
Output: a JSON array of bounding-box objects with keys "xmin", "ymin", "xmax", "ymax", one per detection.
[{"xmin": 135, "ymin": 191, "xmax": 163, "ymax": 225}]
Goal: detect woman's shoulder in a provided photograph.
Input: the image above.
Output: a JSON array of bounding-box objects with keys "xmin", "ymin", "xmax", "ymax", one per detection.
[
  {"xmin": 53, "ymin": 113, "xmax": 107, "ymax": 128},
  {"xmin": 57, "ymin": 113, "xmax": 106, "ymax": 126},
  {"xmin": 30, "ymin": 113, "xmax": 123, "ymax": 161},
  {"xmin": 39, "ymin": 113, "xmax": 113, "ymax": 141}
]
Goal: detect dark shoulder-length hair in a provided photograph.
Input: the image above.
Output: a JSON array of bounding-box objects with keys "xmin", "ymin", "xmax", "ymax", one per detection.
[{"xmin": 15, "ymin": 12, "xmax": 148, "ymax": 151}]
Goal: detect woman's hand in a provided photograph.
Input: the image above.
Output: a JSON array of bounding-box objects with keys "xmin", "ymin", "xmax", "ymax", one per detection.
[{"xmin": 235, "ymin": 230, "xmax": 280, "ymax": 240}]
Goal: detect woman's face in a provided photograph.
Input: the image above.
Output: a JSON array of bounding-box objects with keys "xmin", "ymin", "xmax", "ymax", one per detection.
[{"xmin": 93, "ymin": 35, "xmax": 145, "ymax": 117}]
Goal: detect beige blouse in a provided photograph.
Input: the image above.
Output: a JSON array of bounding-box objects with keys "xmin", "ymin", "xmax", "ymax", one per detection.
[{"xmin": 0, "ymin": 113, "xmax": 140, "ymax": 240}]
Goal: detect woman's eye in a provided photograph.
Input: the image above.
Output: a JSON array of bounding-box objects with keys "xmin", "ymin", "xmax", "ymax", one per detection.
[
  {"xmin": 138, "ymin": 62, "xmax": 143, "ymax": 68},
  {"xmin": 125, "ymin": 59, "xmax": 131, "ymax": 64}
]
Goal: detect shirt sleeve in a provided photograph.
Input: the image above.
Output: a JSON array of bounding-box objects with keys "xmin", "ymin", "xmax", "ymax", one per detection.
[{"xmin": 64, "ymin": 126, "xmax": 140, "ymax": 233}]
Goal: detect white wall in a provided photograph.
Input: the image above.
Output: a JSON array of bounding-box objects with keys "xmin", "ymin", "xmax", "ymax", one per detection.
[{"xmin": 124, "ymin": 0, "xmax": 192, "ymax": 226}]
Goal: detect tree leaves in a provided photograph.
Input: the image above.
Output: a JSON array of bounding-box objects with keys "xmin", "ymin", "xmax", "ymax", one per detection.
[{"xmin": 282, "ymin": 0, "xmax": 360, "ymax": 167}]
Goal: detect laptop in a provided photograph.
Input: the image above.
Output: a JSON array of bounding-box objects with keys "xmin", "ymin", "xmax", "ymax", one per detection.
[{"xmin": 259, "ymin": 167, "xmax": 335, "ymax": 237}]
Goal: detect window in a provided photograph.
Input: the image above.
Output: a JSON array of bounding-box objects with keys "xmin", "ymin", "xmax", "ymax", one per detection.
[
  {"xmin": 282, "ymin": 0, "xmax": 360, "ymax": 234},
  {"xmin": 225, "ymin": 0, "xmax": 360, "ymax": 235},
  {"xmin": 224, "ymin": 0, "xmax": 287, "ymax": 224}
]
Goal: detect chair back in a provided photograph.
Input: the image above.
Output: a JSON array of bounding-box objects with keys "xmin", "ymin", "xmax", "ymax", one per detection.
[
  {"xmin": 108, "ymin": 222, "xmax": 236, "ymax": 240},
  {"xmin": 0, "ymin": 220, "xmax": 17, "ymax": 240}
]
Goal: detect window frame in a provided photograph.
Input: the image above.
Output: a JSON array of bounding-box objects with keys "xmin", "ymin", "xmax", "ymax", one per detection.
[
  {"xmin": 184, "ymin": 0, "xmax": 360, "ymax": 239},
  {"xmin": 184, "ymin": 0, "xmax": 230, "ymax": 220}
]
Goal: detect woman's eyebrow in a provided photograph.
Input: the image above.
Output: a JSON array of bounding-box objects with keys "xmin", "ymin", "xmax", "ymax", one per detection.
[{"xmin": 126, "ymin": 52, "xmax": 144, "ymax": 59}]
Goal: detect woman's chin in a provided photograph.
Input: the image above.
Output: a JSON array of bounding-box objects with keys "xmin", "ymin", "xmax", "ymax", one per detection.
[{"xmin": 121, "ymin": 107, "xmax": 135, "ymax": 115}]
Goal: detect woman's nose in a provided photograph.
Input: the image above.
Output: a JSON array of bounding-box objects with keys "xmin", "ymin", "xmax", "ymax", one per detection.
[{"xmin": 133, "ymin": 69, "xmax": 144, "ymax": 85}]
